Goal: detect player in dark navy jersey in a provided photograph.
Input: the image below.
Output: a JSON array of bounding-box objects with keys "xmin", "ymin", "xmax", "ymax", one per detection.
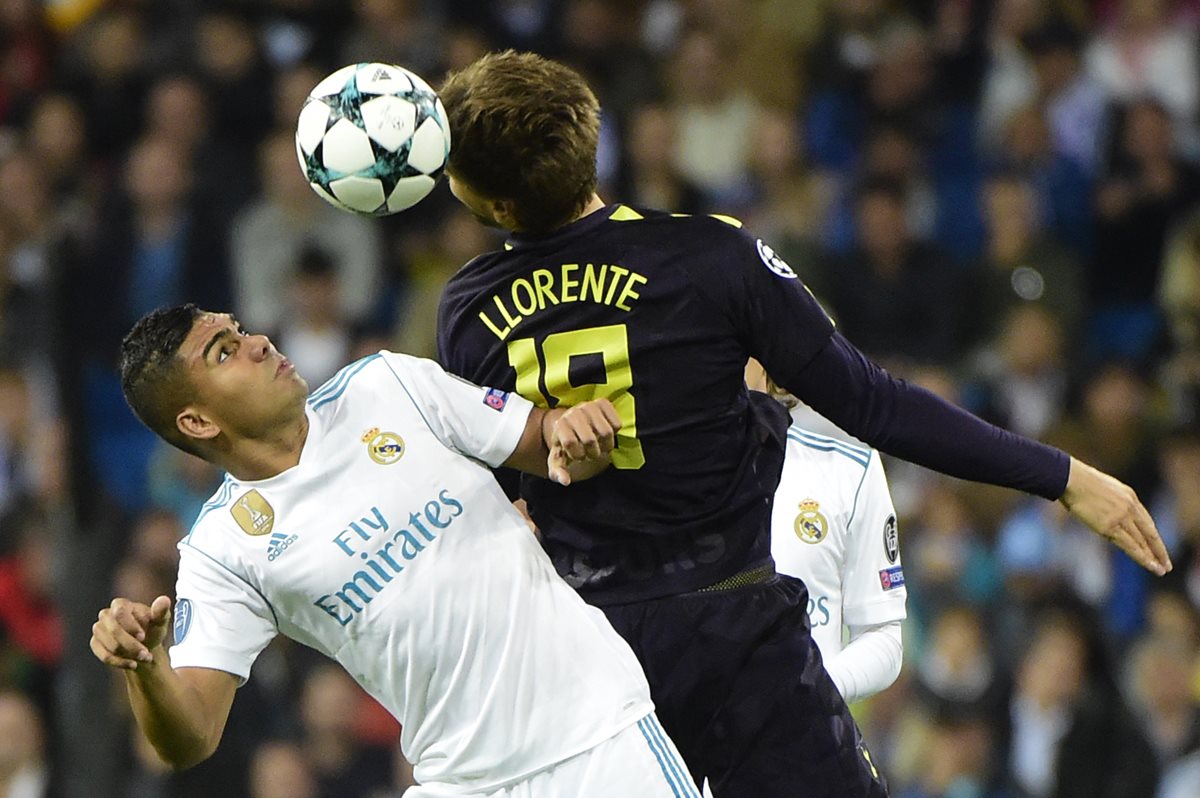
[
  {"xmin": 435, "ymin": 51, "xmax": 1170, "ymax": 797},
  {"xmin": 439, "ymin": 205, "xmax": 826, "ymax": 604}
]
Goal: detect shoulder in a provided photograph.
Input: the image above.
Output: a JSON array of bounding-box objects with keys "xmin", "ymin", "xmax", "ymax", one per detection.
[
  {"xmin": 182, "ymin": 479, "xmax": 274, "ymax": 564},
  {"xmin": 184, "ymin": 476, "xmax": 239, "ymax": 544},
  {"xmin": 785, "ymin": 426, "xmax": 873, "ymax": 473},
  {"xmin": 606, "ymin": 205, "xmax": 755, "ymax": 248}
]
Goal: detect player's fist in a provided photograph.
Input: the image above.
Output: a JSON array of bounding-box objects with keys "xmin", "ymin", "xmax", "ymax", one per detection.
[
  {"xmin": 544, "ymin": 399, "xmax": 622, "ymax": 486},
  {"xmin": 90, "ymin": 595, "xmax": 173, "ymax": 671},
  {"xmin": 545, "ymin": 399, "xmax": 622, "ymax": 462}
]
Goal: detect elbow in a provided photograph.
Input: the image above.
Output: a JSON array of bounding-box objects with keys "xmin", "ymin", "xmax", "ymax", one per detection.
[{"xmin": 884, "ymin": 624, "xmax": 904, "ymax": 688}]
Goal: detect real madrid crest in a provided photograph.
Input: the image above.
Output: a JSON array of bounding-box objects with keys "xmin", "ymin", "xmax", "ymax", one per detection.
[
  {"xmin": 794, "ymin": 498, "xmax": 828, "ymax": 544},
  {"xmin": 363, "ymin": 427, "xmax": 405, "ymax": 465}
]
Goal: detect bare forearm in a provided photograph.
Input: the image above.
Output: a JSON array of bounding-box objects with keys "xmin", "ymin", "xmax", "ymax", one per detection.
[{"xmin": 124, "ymin": 654, "xmax": 218, "ymax": 769}]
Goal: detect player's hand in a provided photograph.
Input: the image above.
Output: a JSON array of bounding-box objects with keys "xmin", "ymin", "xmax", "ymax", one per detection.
[
  {"xmin": 1060, "ymin": 458, "xmax": 1172, "ymax": 576},
  {"xmin": 91, "ymin": 595, "xmax": 173, "ymax": 671},
  {"xmin": 544, "ymin": 399, "xmax": 622, "ymax": 485}
]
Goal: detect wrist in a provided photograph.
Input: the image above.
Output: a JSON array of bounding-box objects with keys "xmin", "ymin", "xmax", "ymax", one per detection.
[
  {"xmin": 127, "ymin": 644, "xmax": 170, "ymax": 679},
  {"xmin": 541, "ymin": 408, "xmax": 564, "ymax": 448}
]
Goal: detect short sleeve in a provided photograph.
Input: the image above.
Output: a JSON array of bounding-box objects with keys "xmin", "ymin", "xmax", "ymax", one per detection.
[
  {"xmin": 689, "ymin": 222, "xmax": 836, "ymax": 382},
  {"xmin": 168, "ymin": 542, "xmax": 277, "ymax": 685},
  {"xmin": 841, "ymin": 452, "xmax": 908, "ymax": 628},
  {"xmin": 378, "ymin": 352, "xmax": 534, "ymax": 467}
]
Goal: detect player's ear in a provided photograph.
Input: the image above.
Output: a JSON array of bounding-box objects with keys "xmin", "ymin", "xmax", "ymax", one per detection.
[
  {"xmin": 177, "ymin": 407, "xmax": 220, "ymax": 443},
  {"xmin": 491, "ymin": 198, "xmax": 520, "ymax": 231}
]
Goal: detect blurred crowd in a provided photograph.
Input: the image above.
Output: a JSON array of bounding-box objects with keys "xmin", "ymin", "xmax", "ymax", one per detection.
[{"xmin": 2, "ymin": 0, "xmax": 1200, "ymax": 796}]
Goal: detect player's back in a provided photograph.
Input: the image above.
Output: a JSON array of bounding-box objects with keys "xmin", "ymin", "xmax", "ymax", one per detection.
[{"xmin": 438, "ymin": 205, "xmax": 836, "ymax": 604}]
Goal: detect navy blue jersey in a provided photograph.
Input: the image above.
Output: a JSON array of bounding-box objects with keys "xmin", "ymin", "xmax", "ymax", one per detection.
[{"xmin": 437, "ymin": 205, "xmax": 836, "ymax": 604}]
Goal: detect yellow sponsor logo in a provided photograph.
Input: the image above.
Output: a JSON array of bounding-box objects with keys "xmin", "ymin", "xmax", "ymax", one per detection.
[{"xmin": 231, "ymin": 490, "xmax": 275, "ymax": 537}]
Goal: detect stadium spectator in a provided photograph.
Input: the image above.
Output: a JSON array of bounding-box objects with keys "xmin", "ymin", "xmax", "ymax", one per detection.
[
  {"xmin": 0, "ymin": 690, "xmax": 50, "ymax": 798},
  {"xmin": 902, "ymin": 481, "xmax": 1001, "ymax": 622},
  {"xmin": 143, "ymin": 74, "xmax": 253, "ymax": 221},
  {"xmin": 231, "ymin": 130, "xmax": 382, "ymax": 333},
  {"xmin": 340, "ymin": 0, "xmax": 445, "ymax": 79},
  {"xmin": 1000, "ymin": 607, "xmax": 1158, "ymax": 798},
  {"xmin": 145, "ymin": 442, "xmax": 223, "ymax": 528},
  {"xmin": 966, "ymin": 305, "xmax": 1070, "ymax": 441},
  {"xmin": 827, "ymin": 176, "xmax": 967, "ymax": 365},
  {"xmin": 995, "ymin": 104, "xmax": 1094, "ymax": 253},
  {"xmin": 1159, "ymin": 208, "xmax": 1200, "ymax": 357},
  {"xmin": 619, "ymin": 102, "xmax": 707, "ymax": 215},
  {"xmin": 61, "ymin": 9, "xmax": 149, "ymax": 160},
  {"xmin": 0, "ymin": 367, "xmax": 65, "ymax": 520},
  {"xmin": 896, "ymin": 709, "xmax": 1001, "ymax": 798},
  {"xmin": 192, "ymin": 11, "xmax": 273, "ymax": 158},
  {"xmin": 666, "ymin": 26, "xmax": 761, "ymax": 206},
  {"xmin": 249, "ymin": 740, "xmax": 318, "ymax": 798},
  {"xmin": 24, "ymin": 93, "xmax": 95, "ymax": 213},
  {"xmin": 1085, "ymin": 0, "xmax": 1200, "ymax": 153},
  {"xmin": 392, "ymin": 210, "xmax": 497, "ymax": 361},
  {"xmin": 969, "ymin": 172, "xmax": 1084, "ymax": 351},
  {"xmin": 1125, "ymin": 633, "xmax": 1200, "ymax": 768},
  {"xmin": 912, "ymin": 605, "xmax": 1006, "ymax": 717},
  {"xmin": 299, "ymin": 665, "xmax": 396, "ymax": 798},
  {"xmin": 272, "ymin": 246, "xmax": 352, "ymax": 387},
  {"xmin": 1092, "ymin": 99, "xmax": 1200, "ymax": 362}
]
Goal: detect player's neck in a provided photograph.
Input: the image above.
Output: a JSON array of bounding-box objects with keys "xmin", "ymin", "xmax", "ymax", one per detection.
[
  {"xmin": 220, "ymin": 411, "xmax": 310, "ymax": 482},
  {"xmin": 572, "ymin": 194, "xmax": 607, "ymax": 224}
]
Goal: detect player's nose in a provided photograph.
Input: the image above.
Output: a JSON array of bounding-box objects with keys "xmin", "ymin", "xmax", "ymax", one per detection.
[{"xmin": 249, "ymin": 334, "xmax": 273, "ymax": 361}]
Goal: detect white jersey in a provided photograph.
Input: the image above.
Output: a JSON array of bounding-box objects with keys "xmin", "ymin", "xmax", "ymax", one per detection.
[
  {"xmin": 770, "ymin": 426, "xmax": 907, "ymax": 658},
  {"xmin": 169, "ymin": 352, "xmax": 653, "ymax": 790}
]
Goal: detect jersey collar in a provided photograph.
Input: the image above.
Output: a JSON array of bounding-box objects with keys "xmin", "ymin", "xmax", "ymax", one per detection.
[{"xmin": 504, "ymin": 204, "xmax": 622, "ymax": 252}]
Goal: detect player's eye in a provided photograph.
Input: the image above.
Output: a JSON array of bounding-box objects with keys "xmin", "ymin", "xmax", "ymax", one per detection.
[{"xmin": 217, "ymin": 343, "xmax": 236, "ymax": 363}]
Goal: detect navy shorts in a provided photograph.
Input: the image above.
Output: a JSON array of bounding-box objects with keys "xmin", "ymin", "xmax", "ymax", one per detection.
[{"xmin": 602, "ymin": 574, "xmax": 889, "ymax": 797}]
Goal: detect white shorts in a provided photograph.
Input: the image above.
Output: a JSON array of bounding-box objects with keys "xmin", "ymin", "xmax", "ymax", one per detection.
[{"xmin": 407, "ymin": 713, "xmax": 701, "ymax": 798}]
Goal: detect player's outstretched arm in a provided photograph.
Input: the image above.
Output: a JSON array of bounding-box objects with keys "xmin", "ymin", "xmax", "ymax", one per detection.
[
  {"xmin": 90, "ymin": 595, "xmax": 237, "ymax": 770},
  {"xmin": 1060, "ymin": 457, "xmax": 1172, "ymax": 576},
  {"xmin": 504, "ymin": 399, "xmax": 622, "ymax": 485},
  {"xmin": 773, "ymin": 332, "xmax": 1173, "ymax": 576}
]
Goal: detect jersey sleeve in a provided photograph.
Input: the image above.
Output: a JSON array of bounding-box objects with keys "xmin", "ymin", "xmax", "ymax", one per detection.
[
  {"xmin": 378, "ymin": 351, "xmax": 534, "ymax": 467},
  {"xmin": 168, "ymin": 541, "xmax": 277, "ymax": 685},
  {"xmin": 841, "ymin": 451, "xmax": 908, "ymax": 628},
  {"xmin": 690, "ymin": 222, "xmax": 836, "ymax": 377}
]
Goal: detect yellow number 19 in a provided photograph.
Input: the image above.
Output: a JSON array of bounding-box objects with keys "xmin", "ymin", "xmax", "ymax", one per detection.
[{"xmin": 506, "ymin": 324, "xmax": 645, "ymax": 469}]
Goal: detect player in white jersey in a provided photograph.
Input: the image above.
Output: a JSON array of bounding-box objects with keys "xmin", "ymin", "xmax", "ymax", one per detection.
[
  {"xmin": 748, "ymin": 359, "xmax": 907, "ymax": 703},
  {"xmin": 89, "ymin": 305, "xmax": 699, "ymax": 798},
  {"xmin": 769, "ymin": 427, "xmax": 906, "ymax": 703}
]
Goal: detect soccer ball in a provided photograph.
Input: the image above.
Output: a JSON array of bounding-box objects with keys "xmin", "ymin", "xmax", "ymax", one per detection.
[{"xmin": 295, "ymin": 63, "xmax": 451, "ymax": 216}]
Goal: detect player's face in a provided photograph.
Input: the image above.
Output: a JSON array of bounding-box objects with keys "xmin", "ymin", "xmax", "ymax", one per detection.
[
  {"xmin": 446, "ymin": 173, "xmax": 507, "ymax": 230},
  {"xmin": 177, "ymin": 312, "xmax": 308, "ymax": 440}
]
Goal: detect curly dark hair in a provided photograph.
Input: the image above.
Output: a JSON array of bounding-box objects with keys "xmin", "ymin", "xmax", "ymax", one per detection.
[{"xmin": 119, "ymin": 304, "xmax": 204, "ymax": 456}]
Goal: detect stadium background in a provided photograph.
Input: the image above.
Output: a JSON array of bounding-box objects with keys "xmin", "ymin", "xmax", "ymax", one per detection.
[{"xmin": 1, "ymin": 0, "xmax": 1200, "ymax": 796}]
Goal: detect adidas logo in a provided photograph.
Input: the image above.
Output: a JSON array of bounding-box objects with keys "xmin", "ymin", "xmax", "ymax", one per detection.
[
  {"xmin": 372, "ymin": 67, "xmax": 390, "ymax": 82},
  {"xmin": 267, "ymin": 532, "xmax": 299, "ymax": 562}
]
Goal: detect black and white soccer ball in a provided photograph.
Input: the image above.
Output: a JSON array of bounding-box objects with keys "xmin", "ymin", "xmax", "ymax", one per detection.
[{"xmin": 295, "ymin": 63, "xmax": 451, "ymax": 216}]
